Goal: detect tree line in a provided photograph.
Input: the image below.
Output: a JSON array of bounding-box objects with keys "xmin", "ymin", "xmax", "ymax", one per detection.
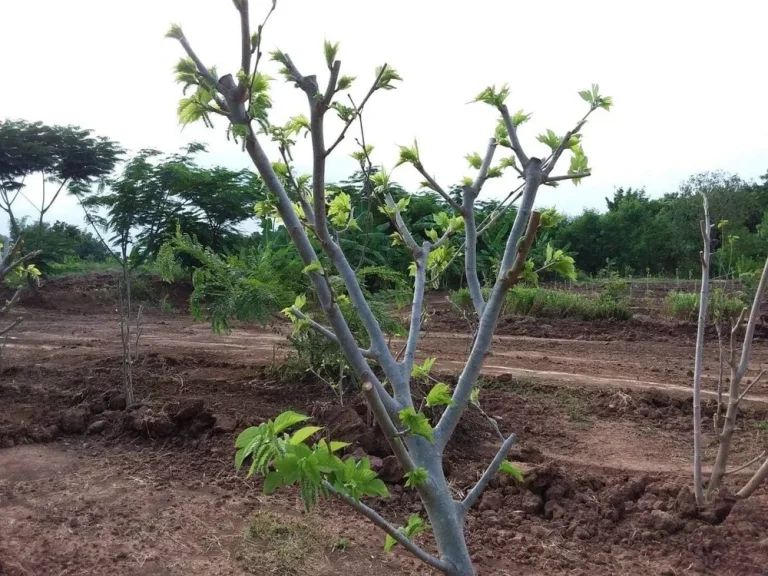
[{"xmin": 2, "ymin": 118, "xmax": 767, "ymax": 287}]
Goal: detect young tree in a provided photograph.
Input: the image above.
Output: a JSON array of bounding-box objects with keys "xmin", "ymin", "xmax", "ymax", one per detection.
[
  {"xmin": 166, "ymin": 3, "xmax": 610, "ymax": 573},
  {"xmin": 692, "ymin": 194, "xmax": 768, "ymax": 504},
  {"xmin": 0, "ymin": 119, "xmax": 121, "ymax": 241}
]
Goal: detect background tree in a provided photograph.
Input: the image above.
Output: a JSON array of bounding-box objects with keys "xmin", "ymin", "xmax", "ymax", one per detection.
[
  {"xmin": 0, "ymin": 119, "xmax": 121, "ymax": 240},
  {"xmin": 13, "ymin": 218, "xmax": 112, "ymax": 273},
  {"xmin": 73, "ymin": 145, "xmax": 268, "ymax": 265}
]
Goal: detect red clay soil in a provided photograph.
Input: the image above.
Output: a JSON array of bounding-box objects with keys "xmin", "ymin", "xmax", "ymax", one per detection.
[{"xmin": 1, "ymin": 273, "xmax": 767, "ymax": 575}]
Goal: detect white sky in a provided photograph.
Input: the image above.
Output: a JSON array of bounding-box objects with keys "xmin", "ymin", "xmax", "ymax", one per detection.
[{"xmin": 1, "ymin": 0, "xmax": 767, "ymax": 236}]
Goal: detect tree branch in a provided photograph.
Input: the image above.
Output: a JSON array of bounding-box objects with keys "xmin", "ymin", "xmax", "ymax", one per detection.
[
  {"xmin": 302, "ymin": 91, "xmax": 402, "ymax": 384},
  {"xmin": 42, "ymin": 178, "xmax": 69, "ymax": 216},
  {"xmin": 736, "ymin": 255, "xmax": 768, "ymax": 380},
  {"xmin": 470, "ymin": 139, "xmax": 497, "ymax": 196},
  {"xmin": 323, "ymin": 480, "xmax": 451, "ymax": 572},
  {"xmin": 497, "ymin": 159, "xmax": 543, "ymax": 280},
  {"xmin": 323, "ymin": 60, "xmax": 341, "ymax": 107},
  {"xmin": 245, "ymin": 125, "xmax": 397, "ymax": 414},
  {"xmin": 414, "ymin": 165, "xmax": 463, "ymax": 214},
  {"xmin": 402, "ymin": 246, "xmax": 429, "ymax": 383},
  {"xmin": 325, "ymin": 65, "xmax": 388, "ymax": 157},
  {"xmin": 463, "ymin": 192, "xmax": 484, "ymax": 316},
  {"xmin": 234, "ymin": 0, "xmax": 251, "ymax": 74},
  {"xmin": 177, "ymin": 36, "xmax": 221, "ymax": 88},
  {"xmin": 738, "ymin": 369, "xmax": 765, "ymax": 403},
  {"xmin": 362, "ymin": 381, "xmax": 415, "ymax": 471},
  {"xmin": 435, "ymin": 161, "xmax": 543, "ymax": 448},
  {"xmin": 499, "ymin": 104, "xmax": 529, "ymax": 167},
  {"xmin": 278, "ymin": 145, "xmax": 316, "ymax": 226},
  {"xmin": 291, "ymin": 307, "xmax": 376, "ymax": 360},
  {"xmin": 692, "ymin": 194, "xmax": 711, "ymax": 506},
  {"xmin": 544, "ymin": 172, "xmax": 591, "ymax": 183},
  {"xmin": 383, "ymin": 192, "xmax": 419, "ymax": 253},
  {"xmin": 461, "ymin": 433, "xmax": 517, "ymax": 513},
  {"xmin": 501, "ymin": 210, "xmax": 541, "ymax": 288},
  {"xmin": 725, "ymin": 451, "xmax": 766, "ymax": 476},
  {"xmin": 0, "ymin": 317, "xmax": 23, "ymax": 337},
  {"xmin": 736, "ymin": 456, "xmax": 768, "ymax": 498},
  {"xmin": 542, "ymin": 120, "xmax": 586, "ymax": 176}
]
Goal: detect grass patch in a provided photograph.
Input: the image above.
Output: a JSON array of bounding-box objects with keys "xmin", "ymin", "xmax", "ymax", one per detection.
[
  {"xmin": 506, "ymin": 287, "xmax": 631, "ymax": 321},
  {"xmin": 46, "ymin": 257, "xmax": 121, "ymax": 276},
  {"xmin": 450, "ymin": 286, "xmax": 631, "ymax": 321},
  {"xmin": 241, "ymin": 509, "xmax": 326, "ymax": 575},
  {"xmin": 755, "ymin": 420, "xmax": 768, "ymax": 431},
  {"xmin": 665, "ymin": 290, "xmax": 744, "ymax": 321}
]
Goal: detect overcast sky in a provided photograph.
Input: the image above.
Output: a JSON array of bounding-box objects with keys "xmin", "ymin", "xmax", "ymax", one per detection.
[{"xmin": 1, "ymin": 0, "xmax": 767, "ymax": 235}]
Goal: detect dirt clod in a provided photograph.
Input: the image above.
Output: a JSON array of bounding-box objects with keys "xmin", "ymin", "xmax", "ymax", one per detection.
[
  {"xmin": 86, "ymin": 420, "xmax": 107, "ymax": 435},
  {"xmin": 59, "ymin": 407, "xmax": 89, "ymax": 434},
  {"xmin": 378, "ymin": 455, "xmax": 404, "ymax": 483},
  {"xmin": 213, "ymin": 414, "xmax": 237, "ymax": 434},
  {"xmin": 479, "ymin": 491, "xmax": 502, "ymax": 512}
]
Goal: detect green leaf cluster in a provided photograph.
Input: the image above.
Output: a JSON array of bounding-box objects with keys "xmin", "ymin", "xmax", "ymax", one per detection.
[
  {"xmin": 235, "ymin": 410, "xmax": 388, "ymax": 512},
  {"xmin": 384, "ymin": 514, "xmax": 430, "ymax": 552}
]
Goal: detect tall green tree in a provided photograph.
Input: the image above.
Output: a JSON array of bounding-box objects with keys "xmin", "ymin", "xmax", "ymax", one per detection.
[
  {"xmin": 73, "ymin": 145, "xmax": 268, "ymax": 263},
  {"xmin": 0, "ymin": 119, "xmax": 122, "ymax": 239}
]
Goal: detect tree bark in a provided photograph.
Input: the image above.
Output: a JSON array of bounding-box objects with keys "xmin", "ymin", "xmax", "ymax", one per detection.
[{"xmin": 692, "ymin": 196, "xmax": 710, "ymax": 505}]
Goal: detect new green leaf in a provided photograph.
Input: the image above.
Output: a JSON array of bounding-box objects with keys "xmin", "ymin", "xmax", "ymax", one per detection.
[
  {"xmin": 499, "ymin": 460, "xmax": 524, "ymax": 482},
  {"xmin": 398, "ymin": 407, "xmax": 434, "ymax": 443},
  {"xmin": 425, "ymin": 382, "xmax": 457, "ymax": 408}
]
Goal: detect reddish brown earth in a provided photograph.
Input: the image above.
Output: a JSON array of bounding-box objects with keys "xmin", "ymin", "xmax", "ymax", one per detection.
[{"xmin": 1, "ymin": 273, "xmax": 768, "ymax": 575}]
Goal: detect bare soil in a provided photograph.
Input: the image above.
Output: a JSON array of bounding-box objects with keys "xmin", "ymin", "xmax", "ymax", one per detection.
[{"xmin": 1, "ymin": 273, "xmax": 767, "ymax": 575}]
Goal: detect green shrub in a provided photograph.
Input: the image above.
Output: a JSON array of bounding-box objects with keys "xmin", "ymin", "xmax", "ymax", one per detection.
[
  {"xmin": 449, "ymin": 287, "xmax": 491, "ymax": 312},
  {"xmin": 665, "ymin": 289, "xmax": 745, "ymax": 322},
  {"xmin": 158, "ymin": 231, "xmax": 304, "ymax": 332},
  {"xmin": 599, "ymin": 272, "xmax": 629, "ymax": 304},
  {"xmin": 450, "ymin": 288, "xmax": 474, "ymax": 311},
  {"xmin": 505, "ymin": 287, "xmax": 631, "ymax": 320}
]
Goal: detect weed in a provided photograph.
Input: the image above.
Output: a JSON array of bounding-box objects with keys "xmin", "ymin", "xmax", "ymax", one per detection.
[{"xmin": 755, "ymin": 420, "xmax": 768, "ymax": 431}]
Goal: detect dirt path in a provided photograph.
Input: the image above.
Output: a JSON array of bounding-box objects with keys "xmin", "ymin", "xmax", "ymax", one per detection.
[{"xmin": 2, "ymin": 284, "xmax": 768, "ymax": 575}]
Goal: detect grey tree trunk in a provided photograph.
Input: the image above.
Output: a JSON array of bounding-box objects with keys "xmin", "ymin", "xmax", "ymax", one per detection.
[{"xmin": 692, "ymin": 195, "xmax": 710, "ymax": 505}]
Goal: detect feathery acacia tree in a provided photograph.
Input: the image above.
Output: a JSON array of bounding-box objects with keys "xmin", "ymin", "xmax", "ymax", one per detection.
[
  {"xmin": 166, "ymin": 2, "xmax": 609, "ymax": 573},
  {"xmin": 0, "ymin": 119, "xmax": 121, "ymax": 241}
]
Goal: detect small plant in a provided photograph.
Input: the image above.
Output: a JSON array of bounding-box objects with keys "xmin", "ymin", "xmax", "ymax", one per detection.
[{"xmin": 599, "ymin": 271, "xmax": 628, "ymax": 304}]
